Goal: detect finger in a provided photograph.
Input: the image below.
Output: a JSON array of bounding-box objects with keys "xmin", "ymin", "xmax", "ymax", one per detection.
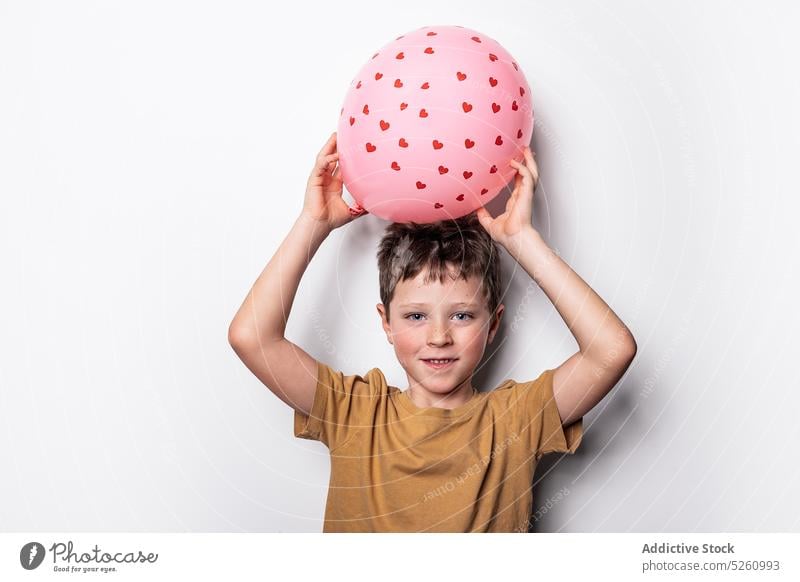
[
  {"xmin": 314, "ymin": 153, "xmax": 339, "ymax": 177},
  {"xmin": 325, "ymin": 153, "xmax": 339, "ymax": 172},
  {"xmin": 475, "ymin": 206, "xmax": 493, "ymax": 228},
  {"xmin": 348, "ymin": 203, "xmax": 367, "ymax": 217},
  {"xmin": 524, "ymin": 147, "xmax": 539, "ymax": 175},
  {"xmin": 317, "ymin": 132, "xmax": 337, "ymax": 157},
  {"xmin": 525, "ymin": 146, "xmax": 541, "ymax": 172},
  {"xmin": 509, "ymin": 158, "xmax": 530, "ymax": 179},
  {"xmin": 512, "ymin": 167, "xmax": 533, "ymax": 196},
  {"xmin": 504, "ymin": 194, "xmax": 514, "ymax": 215},
  {"xmin": 511, "ymin": 156, "xmax": 532, "ymax": 178},
  {"xmin": 507, "ymin": 175, "xmax": 521, "ymax": 206},
  {"xmin": 513, "ymin": 172, "xmax": 522, "ymax": 193}
]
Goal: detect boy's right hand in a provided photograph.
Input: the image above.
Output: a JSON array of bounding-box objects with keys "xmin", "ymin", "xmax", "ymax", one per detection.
[{"xmin": 302, "ymin": 132, "xmax": 368, "ymax": 230}]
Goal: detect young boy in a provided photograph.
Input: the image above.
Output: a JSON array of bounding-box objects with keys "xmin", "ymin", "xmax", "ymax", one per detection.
[{"xmin": 228, "ymin": 132, "xmax": 636, "ymax": 532}]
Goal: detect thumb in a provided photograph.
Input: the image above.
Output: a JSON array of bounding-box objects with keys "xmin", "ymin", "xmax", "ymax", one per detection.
[{"xmin": 475, "ymin": 206, "xmax": 492, "ymax": 226}]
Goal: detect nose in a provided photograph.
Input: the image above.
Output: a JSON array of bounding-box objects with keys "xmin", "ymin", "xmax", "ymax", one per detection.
[{"xmin": 427, "ymin": 323, "xmax": 453, "ymax": 346}]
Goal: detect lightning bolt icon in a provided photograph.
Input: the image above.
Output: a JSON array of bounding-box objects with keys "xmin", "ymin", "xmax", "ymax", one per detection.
[{"xmin": 28, "ymin": 545, "xmax": 38, "ymax": 566}]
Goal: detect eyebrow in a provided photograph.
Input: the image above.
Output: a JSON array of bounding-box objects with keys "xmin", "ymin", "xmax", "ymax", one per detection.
[{"xmin": 399, "ymin": 302, "xmax": 480, "ymax": 308}]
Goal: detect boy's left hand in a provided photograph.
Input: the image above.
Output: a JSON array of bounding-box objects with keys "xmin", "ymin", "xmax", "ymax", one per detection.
[{"xmin": 476, "ymin": 146, "xmax": 540, "ymax": 255}]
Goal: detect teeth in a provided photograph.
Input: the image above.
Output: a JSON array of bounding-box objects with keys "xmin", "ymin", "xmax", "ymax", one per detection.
[{"xmin": 427, "ymin": 359, "xmax": 452, "ymax": 364}]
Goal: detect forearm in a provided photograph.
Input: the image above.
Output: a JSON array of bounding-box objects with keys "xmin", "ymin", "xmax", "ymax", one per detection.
[
  {"xmin": 512, "ymin": 228, "xmax": 636, "ymax": 361},
  {"xmin": 229, "ymin": 212, "xmax": 331, "ymax": 343}
]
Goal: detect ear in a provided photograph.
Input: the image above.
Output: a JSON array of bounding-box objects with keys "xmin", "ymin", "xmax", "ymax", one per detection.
[
  {"xmin": 487, "ymin": 303, "xmax": 504, "ymax": 345},
  {"xmin": 376, "ymin": 303, "xmax": 394, "ymax": 345}
]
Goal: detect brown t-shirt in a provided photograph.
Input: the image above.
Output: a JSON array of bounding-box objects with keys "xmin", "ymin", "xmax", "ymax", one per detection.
[{"xmin": 294, "ymin": 361, "xmax": 583, "ymax": 532}]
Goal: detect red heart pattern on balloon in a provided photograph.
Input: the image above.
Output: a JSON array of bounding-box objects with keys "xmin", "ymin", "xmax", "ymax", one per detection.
[{"xmin": 337, "ymin": 25, "xmax": 534, "ymax": 222}]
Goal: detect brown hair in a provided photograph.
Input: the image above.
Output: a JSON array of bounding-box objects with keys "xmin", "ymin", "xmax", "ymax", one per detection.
[{"xmin": 376, "ymin": 211, "xmax": 503, "ymax": 323}]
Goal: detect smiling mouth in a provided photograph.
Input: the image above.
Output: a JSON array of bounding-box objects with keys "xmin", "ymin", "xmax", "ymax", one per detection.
[{"xmin": 421, "ymin": 358, "xmax": 457, "ymax": 369}]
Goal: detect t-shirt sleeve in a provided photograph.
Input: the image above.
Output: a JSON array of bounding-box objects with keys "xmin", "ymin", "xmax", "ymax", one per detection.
[
  {"xmin": 293, "ymin": 360, "xmax": 378, "ymax": 451},
  {"xmin": 515, "ymin": 368, "xmax": 583, "ymax": 461}
]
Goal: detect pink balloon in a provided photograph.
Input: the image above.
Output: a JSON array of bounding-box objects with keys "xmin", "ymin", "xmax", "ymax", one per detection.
[{"xmin": 336, "ymin": 25, "xmax": 534, "ymax": 224}]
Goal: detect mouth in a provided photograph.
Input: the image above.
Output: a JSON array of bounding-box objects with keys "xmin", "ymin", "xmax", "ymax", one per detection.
[{"xmin": 421, "ymin": 358, "xmax": 458, "ymax": 370}]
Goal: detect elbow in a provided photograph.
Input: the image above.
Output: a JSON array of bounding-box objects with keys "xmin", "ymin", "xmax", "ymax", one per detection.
[
  {"xmin": 624, "ymin": 334, "xmax": 637, "ymax": 358},
  {"xmin": 228, "ymin": 322, "xmax": 254, "ymax": 348},
  {"xmin": 614, "ymin": 323, "xmax": 637, "ymax": 361},
  {"xmin": 228, "ymin": 323, "xmax": 285, "ymax": 349},
  {"xmin": 593, "ymin": 327, "xmax": 637, "ymax": 364},
  {"xmin": 619, "ymin": 326, "xmax": 637, "ymax": 355},
  {"xmin": 603, "ymin": 330, "xmax": 637, "ymax": 367},
  {"xmin": 619, "ymin": 335, "xmax": 637, "ymax": 366}
]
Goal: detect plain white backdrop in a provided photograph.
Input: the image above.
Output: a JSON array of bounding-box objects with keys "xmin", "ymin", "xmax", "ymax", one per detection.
[{"xmin": 1, "ymin": 0, "xmax": 798, "ymax": 532}]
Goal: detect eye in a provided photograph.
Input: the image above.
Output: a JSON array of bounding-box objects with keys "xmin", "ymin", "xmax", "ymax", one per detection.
[{"xmin": 404, "ymin": 312, "xmax": 474, "ymax": 322}]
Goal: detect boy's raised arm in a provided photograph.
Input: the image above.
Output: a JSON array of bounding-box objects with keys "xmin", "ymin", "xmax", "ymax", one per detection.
[
  {"xmin": 228, "ymin": 132, "xmax": 367, "ymax": 414},
  {"xmin": 477, "ymin": 147, "xmax": 636, "ymax": 427}
]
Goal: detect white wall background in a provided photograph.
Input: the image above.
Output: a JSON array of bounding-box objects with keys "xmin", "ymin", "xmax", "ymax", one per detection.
[{"xmin": 1, "ymin": 0, "xmax": 798, "ymax": 532}]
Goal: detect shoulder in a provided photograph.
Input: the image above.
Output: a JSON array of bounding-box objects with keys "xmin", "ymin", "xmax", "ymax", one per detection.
[
  {"xmin": 317, "ymin": 361, "xmax": 395, "ymax": 398},
  {"xmin": 485, "ymin": 369, "xmax": 555, "ymax": 416},
  {"xmin": 488, "ymin": 369, "xmax": 552, "ymax": 399}
]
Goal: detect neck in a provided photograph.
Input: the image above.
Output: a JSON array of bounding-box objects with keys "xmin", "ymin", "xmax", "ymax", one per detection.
[{"xmin": 406, "ymin": 378, "xmax": 476, "ymax": 409}]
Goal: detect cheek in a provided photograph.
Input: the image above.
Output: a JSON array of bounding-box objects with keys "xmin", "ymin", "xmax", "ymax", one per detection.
[
  {"xmin": 391, "ymin": 325, "xmax": 422, "ymax": 352},
  {"xmin": 460, "ymin": 329, "xmax": 489, "ymax": 354}
]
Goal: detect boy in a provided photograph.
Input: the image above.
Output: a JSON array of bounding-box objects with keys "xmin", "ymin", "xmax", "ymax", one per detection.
[{"xmin": 228, "ymin": 132, "xmax": 636, "ymax": 532}]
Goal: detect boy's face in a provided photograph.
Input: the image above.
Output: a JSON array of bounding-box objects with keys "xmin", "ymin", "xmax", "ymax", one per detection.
[{"xmin": 376, "ymin": 265, "xmax": 504, "ymax": 396}]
